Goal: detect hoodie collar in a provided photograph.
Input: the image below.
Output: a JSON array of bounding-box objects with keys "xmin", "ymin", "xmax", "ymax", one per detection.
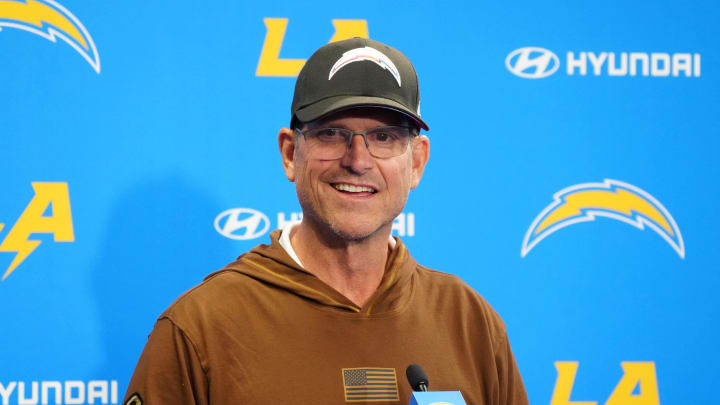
[
  {"xmin": 211, "ymin": 230, "xmax": 417, "ymax": 316},
  {"xmin": 278, "ymin": 222, "xmax": 398, "ymax": 269}
]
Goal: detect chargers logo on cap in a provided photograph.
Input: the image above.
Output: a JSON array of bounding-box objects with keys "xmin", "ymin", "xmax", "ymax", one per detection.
[
  {"xmin": 329, "ymin": 46, "xmax": 401, "ymax": 86},
  {"xmin": 0, "ymin": 0, "xmax": 100, "ymax": 73},
  {"xmin": 521, "ymin": 179, "xmax": 684, "ymax": 258}
]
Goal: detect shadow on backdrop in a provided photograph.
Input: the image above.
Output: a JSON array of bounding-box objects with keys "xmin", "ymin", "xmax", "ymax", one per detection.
[{"xmin": 89, "ymin": 175, "xmax": 236, "ymax": 392}]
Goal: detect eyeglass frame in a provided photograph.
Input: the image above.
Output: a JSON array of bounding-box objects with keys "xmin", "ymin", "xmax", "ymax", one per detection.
[{"xmin": 293, "ymin": 125, "xmax": 418, "ymax": 159}]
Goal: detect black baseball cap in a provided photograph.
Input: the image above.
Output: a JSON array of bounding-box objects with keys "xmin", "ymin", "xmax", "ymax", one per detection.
[{"xmin": 290, "ymin": 37, "xmax": 429, "ymax": 131}]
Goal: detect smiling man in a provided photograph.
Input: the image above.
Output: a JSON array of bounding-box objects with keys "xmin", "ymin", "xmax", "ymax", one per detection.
[{"xmin": 124, "ymin": 38, "xmax": 529, "ymax": 405}]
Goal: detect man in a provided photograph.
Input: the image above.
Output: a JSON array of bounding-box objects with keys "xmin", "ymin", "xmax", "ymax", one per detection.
[{"xmin": 124, "ymin": 37, "xmax": 529, "ymax": 405}]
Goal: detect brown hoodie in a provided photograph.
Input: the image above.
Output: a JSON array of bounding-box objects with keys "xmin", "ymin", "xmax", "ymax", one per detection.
[{"xmin": 124, "ymin": 231, "xmax": 529, "ymax": 405}]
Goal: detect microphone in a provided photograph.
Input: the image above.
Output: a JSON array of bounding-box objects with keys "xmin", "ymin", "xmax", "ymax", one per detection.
[
  {"xmin": 405, "ymin": 364, "xmax": 467, "ymax": 405},
  {"xmin": 406, "ymin": 364, "xmax": 429, "ymax": 392}
]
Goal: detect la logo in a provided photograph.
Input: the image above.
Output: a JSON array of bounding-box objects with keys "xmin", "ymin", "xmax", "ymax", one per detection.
[
  {"xmin": 256, "ymin": 18, "xmax": 369, "ymax": 76},
  {"xmin": 0, "ymin": 182, "xmax": 74, "ymax": 280},
  {"xmin": 551, "ymin": 362, "xmax": 660, "ymax": 405}
]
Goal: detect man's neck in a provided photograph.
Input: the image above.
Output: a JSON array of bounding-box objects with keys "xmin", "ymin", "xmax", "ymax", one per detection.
[{"xmin": 290, "ymin": 220, "xmax": 391, "ymax": 308}]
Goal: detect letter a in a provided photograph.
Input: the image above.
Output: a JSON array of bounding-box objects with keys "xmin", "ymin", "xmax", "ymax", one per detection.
[
  {"xmin": 605, "ymin": 362, "xmax": 660, "ymax": 405},
  {"xmin": 0, "ymin": 182, "xmax": 74, "ymax": 280},
  {"xmin": 328, "ymin": 19, "xmax": 369, "ymax": 43},
  {"xmin": 550, "ymin": 362, "xmax": 597, "ymax": 405}
]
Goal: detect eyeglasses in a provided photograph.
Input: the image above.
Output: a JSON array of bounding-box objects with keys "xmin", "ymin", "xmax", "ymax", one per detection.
[{"xmin": 294, "ymin": 126, "xmax": 416, "ymax": 159}]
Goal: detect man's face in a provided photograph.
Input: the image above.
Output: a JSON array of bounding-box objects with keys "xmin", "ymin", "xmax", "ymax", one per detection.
[{"xmin": 279, "ymin": 108, "xmax": 430, "ymax": 241}]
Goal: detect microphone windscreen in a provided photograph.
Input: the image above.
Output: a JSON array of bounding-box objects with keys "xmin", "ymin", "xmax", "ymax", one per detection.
[{"xmin": 405, "ymin": 364, "xmax": 429, "ymax": 391}]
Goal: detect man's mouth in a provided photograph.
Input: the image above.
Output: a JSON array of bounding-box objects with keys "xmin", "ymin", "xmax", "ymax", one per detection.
[{"xmin": 332, "ymin": 183, "xmax": 377, "ymax": 194}]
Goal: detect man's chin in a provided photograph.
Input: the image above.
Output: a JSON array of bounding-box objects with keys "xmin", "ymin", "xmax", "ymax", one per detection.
[{"xmin": 327, "ymin": 219, "xmax": 389, "ymax": 242}]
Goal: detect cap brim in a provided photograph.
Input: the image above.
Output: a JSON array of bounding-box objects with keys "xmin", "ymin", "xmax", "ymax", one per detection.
[{"xmin": 294, "ymin": 95, "xmax": 429, "ymax": 131}]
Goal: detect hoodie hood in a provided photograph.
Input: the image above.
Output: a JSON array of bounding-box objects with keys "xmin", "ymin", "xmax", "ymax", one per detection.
[{"xmin": 206, "ymin": 230, "xmax": 417, "ymax": 316}]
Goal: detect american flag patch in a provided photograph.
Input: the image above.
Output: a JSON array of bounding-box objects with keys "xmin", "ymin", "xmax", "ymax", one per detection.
[{"xmin": 342, "ymin": 367, "xmax": 399, "ymax": 402}]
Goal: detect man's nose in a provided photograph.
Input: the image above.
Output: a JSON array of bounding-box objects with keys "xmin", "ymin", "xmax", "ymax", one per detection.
[{"xmin": 340, "ymin": 134, "xmax": 374, "ymax": 173}]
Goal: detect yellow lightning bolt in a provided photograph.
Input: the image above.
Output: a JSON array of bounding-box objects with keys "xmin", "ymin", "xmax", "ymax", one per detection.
[
  {"xmin": 0, "ymin": 228, "xmax": 42, "ymax": 280},
  {"xmin": 0, "ymin": 182, "xmax": 74, "ymax": 280},
  {"xmin": 0, "ymin": 0, "xmax": 88, "ymax": 49},
  {"xmin": 535, "ymin": 188, "xmax": 673, "ymax": 236}
]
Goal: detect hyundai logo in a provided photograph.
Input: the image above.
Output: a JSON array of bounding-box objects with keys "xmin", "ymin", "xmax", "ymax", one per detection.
[
  {"xmin": 506, "ymin": 47, "xmax": 559, "ymax": 79},
  {"xmin": 214, "ymin": 208, "xmax": 270, "ymax": 240}
]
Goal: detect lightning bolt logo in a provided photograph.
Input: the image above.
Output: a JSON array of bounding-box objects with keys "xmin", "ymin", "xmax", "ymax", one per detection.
[
  {"xmin": 329, "ymin": 46, "xmax": 401, "ymax": 86},
  {"xmin": 0, "ymin": 182, "xmax": 74, "ymax": 280},
  {"xmin": 521, "ymin": 179, "xmax": 684, "ymax": 258},
  {"xmin": 0, "ymin": 0, "xmax": 100, "ymax": 73}
]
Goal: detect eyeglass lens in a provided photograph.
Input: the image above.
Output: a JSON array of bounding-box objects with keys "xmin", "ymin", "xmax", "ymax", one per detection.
[{"xmin": 302, "ymin": 127, "xmax": 412, "ymax": 159}]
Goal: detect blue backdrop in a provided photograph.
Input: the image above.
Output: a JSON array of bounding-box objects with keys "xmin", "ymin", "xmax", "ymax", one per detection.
[{"xmin": 1, "ymin": 0, "xmax": 718, "ymax": 404}]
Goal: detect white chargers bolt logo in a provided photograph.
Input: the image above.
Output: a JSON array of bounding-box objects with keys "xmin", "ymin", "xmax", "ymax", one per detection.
[
  {"xmin": 214, "ymin": 208, "xmax": 270, "ymax": 240},
  {"xmin": 506, "ymin": 47, "xmax": 559, "ymax": 79}
]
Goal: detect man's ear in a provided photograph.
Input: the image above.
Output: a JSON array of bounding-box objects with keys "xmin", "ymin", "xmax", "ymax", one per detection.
[
  {"xmin": 410, "ymin": 135, "xmax": 430, "ymax": 189},
  {"xmin": 278, "ymin": 128, "xmax": 297, "ymax": 182}
]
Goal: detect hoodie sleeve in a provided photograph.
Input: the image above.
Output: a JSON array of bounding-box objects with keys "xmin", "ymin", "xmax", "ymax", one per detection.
[
  {"xmin": 494, "ymin": 332, "xmax": 530, "ymax": 405},
  {"xmin": 123, "ymin": 317, "xmax": 209, "ymax": 405}
]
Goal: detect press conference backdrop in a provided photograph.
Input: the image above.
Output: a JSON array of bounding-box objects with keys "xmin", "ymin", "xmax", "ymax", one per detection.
[{"xmin": 1, "ymin": 0, "xmax": 717, "ymax": 404}]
